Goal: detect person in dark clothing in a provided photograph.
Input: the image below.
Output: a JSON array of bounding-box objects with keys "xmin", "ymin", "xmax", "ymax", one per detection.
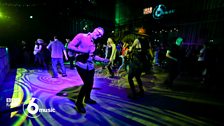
[
  {"xmin": 164, "ymin": 37, "xmax": 185, "ymax": 88},
  {"xmin": 137, "ymin": 37, "xmax": 153, "ymax": 74},
  {"xmin": 203, "ymin": 40, "xmax": 218, "ymax": 88},
  {"xmin": 127, "ymin": 35, "xmax": 146, "ymax": 99},
  {"xmin": 21, "ymin": 40, "xmax": 31, "ymax": 67},
  {"xmin": 197, "ymin": 42, "xmax": 208, "ymax": 84},
  {"xmin": 33, "ymin": 39, "xmax": 47, "ymax": 69}
]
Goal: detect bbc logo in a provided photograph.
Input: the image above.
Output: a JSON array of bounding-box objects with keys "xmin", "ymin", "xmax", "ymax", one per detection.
[{"xmin": 6, "ymin": 98, "xmax": 20, "ymax": 103}]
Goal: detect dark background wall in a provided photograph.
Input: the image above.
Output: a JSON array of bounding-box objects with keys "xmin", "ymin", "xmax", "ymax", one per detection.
[{"xmin": 0, "ymin": 0, "xmax": 223, "ymax": 68}]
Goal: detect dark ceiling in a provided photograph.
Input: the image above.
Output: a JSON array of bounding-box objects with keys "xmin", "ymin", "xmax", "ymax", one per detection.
[
  {"xmin": 0, "ymin": 0, "xmax": 115, "ymax": 21},
  {"xmin": 0, "ymin": 0, "xmax": 223, "ymax": 41},
  {"xmin": 0, "ymin": 0, "xmax": 116, "ymax": 40}
]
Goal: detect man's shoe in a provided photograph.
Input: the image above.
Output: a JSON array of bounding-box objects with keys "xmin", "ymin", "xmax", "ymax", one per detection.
[
  {"xmin": 62, "ymin": 74, "xmax": 67, "ymax": 77},
  {"xmin": 109, "ymin": 75, "xmax": 114, "ymax": 78},
  {"xmin": 127, "ymin": 94, "xmax": 137, "ymax": 100},
  {"xmin": 136, "ymin": 91, "xmax": 144, "ymax": 97},
  {"xmin": 52, "ymin": 76, "xmax": 58, "ymax": 78},
  {"xmin": 75, "ymin": 103, "xmax": 86, "ymax": 113},
  {"xmin": 84, "ymin": 99, "xmax": 97, "ymax": 104}
]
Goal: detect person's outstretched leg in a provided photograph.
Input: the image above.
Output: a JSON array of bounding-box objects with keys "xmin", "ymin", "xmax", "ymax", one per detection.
[
  {"xmin": 75, "ymin": 66, "xmax": 89, "ymax": 113},
  {"xmin": 84, "ymin": 69, "xmax": 96, "ymax": 104},
  {"xmin": 51, "ymin": 58, "xmax": 58, "ymax": 78},
  {"xmin": 128, "ymin": 68, "xmax": 137, "ymax": 99},
  {"xmin": 59, "ymin": 58, "xmax": 67, "ymax": 77}
]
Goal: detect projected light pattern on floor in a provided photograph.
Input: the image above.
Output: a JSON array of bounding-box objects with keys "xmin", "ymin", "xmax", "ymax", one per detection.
[{"xmin": 7, "ymin": 67, "xmax": 221, "ymax": 125}]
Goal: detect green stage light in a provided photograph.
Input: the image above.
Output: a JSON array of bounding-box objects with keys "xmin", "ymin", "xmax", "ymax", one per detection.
[{"xmin": 0, "ymin": 12, "xmax": 3, "ymax": 18}]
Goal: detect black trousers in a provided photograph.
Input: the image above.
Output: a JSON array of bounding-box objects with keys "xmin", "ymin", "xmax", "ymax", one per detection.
[
  {"xmin": 128, "ymin": 61, "xmax": 143, "ymax": 95},
  {"xmin": 164, "ymin": 62, "xmax": 180, "ymax": 87},
  {"xmin": 69, "ymin": 56, "xmax": 75, "ymax": 69},
  {"xmin": 76, "ymin": 66, "xmax": 95, "ymax": 104},
  {"xmin": 107, "ymin": 62, "xmax": 114, "ymax": 76}
]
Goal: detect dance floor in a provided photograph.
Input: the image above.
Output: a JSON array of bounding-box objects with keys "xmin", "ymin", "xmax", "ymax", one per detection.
[{"xmin": 0, "ymin": 65, "xmax": 224, "ymax": 125}]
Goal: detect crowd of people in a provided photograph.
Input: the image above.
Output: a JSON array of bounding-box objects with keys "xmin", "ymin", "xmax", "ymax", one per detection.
[{"xmin": 16, "ymin": 26, "xmax": 221, "ymax": 113}]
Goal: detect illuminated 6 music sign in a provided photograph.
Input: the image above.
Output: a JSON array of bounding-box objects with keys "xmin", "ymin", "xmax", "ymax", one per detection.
[
  {"xmin": 152, "ymin": 4, "xmax": 175, "ymax": 19},
  {"xmin": 23, "ymin": 97, "xmax": 56, "ymax": 118}
]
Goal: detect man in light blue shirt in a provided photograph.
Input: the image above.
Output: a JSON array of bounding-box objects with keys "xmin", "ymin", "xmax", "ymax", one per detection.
[{"xmin": 47, "ymin": 36, "xmax": 68, "ymax": 78}]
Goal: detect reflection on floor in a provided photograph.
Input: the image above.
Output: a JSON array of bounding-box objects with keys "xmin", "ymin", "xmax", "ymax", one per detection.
[{"xmin": 0, "ymin": 65, "xmax": 224, "ymax": 125}]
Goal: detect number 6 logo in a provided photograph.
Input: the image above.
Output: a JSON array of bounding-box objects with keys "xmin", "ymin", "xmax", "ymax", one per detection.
[
  {"xmin": 23, "ymin": 97, "xmax": 42, "ymax": 118},
  {"xmin": 27, "ymin": 98, "xmax": 39, "ymax": 114}
]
